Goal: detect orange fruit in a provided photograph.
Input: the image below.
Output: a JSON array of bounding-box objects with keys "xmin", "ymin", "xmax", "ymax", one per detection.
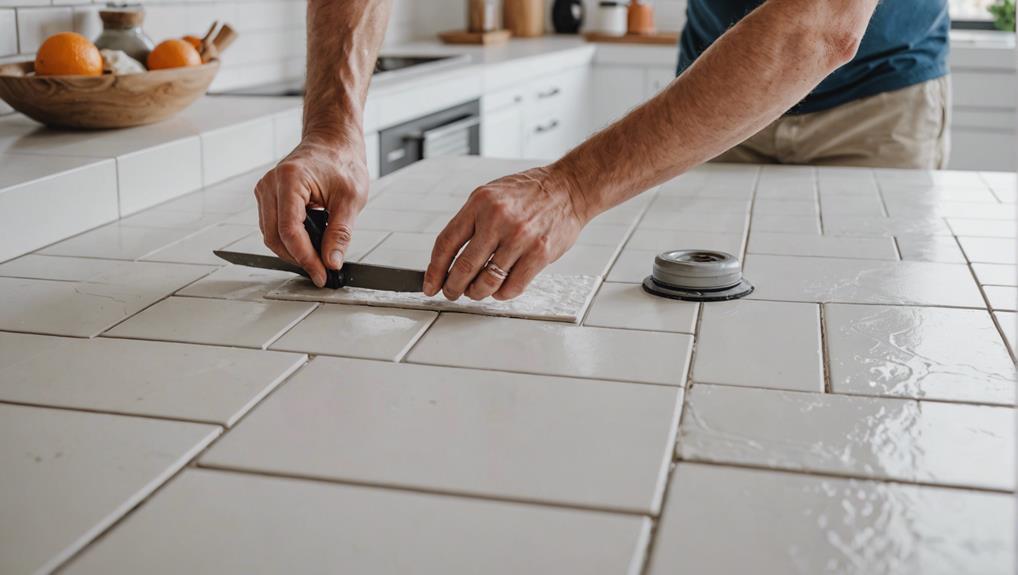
[
  {"xmin": 182, "ymin": 35, "xmax": 202, "ymax": 51},
  {"xmin": 34, "ymin": 32, "xmax": 103, "ymax": 77},
  {"xmin": 147, "ymin": 39, "xmax": 201, "ymax": 70}
]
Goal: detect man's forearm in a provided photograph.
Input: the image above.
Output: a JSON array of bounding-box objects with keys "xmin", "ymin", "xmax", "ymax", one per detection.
[
  {"xmin": 303, "ymin": 0, "xmax": 391, "ymax": 144},
  {"xmin": 554, "ymin": 0, "xmax": 878, "ymax": 220}
]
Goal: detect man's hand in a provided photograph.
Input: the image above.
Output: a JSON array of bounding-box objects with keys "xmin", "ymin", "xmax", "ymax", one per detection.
[
  {"xmin": 424, "ymin": 166, "xmax": 589, "ymax": 301},
  {"xmin": 254, "ymin": 134, "xmax": 369, "ymax": 288}
]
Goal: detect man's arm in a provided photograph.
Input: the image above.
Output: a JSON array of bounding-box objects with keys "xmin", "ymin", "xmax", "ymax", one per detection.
[
  {"xmin": 255, "ymin": 0, "xmax": 391, "ymax": 287},
  {"xmin": 424, "ymin": 0, "xmax": 879, "ymax": 301}
]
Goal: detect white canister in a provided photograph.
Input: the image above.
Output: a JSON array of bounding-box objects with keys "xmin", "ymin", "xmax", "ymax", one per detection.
[{"xmin": 597, "ymin": 1, "xmax": 629, "ymax": 36}]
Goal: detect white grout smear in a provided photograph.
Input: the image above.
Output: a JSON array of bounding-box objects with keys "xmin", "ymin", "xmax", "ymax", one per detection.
[{"xmin": 266, "ymin": 274, "xmax": 602, "ymax": 323}]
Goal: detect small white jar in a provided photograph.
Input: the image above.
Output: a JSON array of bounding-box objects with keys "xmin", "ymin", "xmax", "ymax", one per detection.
[{"xmin": 597, "ymin": 1, "xmax": 628, "ymax": 36}]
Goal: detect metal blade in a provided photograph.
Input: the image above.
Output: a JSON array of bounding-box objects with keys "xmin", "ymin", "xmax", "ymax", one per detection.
[
  {"xmin": 340, "ymin": 261, "xmax": 425, "ymax": 292},
  {"xmin": 213, "ymin": 250, "xmax": 310, "ymax": 279}
]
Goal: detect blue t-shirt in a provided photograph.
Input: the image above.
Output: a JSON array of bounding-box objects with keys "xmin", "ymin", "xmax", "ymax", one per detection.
[{"xmin": 677, "ymin": 1, "xmax": 950, "ymax": 114}]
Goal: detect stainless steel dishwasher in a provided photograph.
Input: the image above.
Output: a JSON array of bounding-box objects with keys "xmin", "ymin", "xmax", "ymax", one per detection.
[{"xmin": 378, "ymin": 100, "xmax": 480, "ymax": 176}]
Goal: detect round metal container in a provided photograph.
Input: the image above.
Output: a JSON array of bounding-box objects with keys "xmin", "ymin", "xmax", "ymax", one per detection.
[{"xmin": 642, "ymin": 249, "xmax": 754, "ymax": 302}]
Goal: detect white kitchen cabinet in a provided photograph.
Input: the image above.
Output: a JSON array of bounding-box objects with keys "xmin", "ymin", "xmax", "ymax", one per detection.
[
  {"xmin": 523, "ymin": 65, "xmax": 591, "ymax": 159},
  {"xmin": 591, "ymin": 66, "xmax": 646, "ymax": 132},
  {"xmin": 645, "ymin": 67, "xmax": 676, "ymax": 97},
  {"xmin": 482, "ymin": 103, "xmax": 526, "ymax": 158},
  {"xmin": 365, "ymin": 131, "xmax": 380, "ymax": 180},
  {"xmin": 948, "ymin": 69, "xmax": 1016, "ymax": 171}
]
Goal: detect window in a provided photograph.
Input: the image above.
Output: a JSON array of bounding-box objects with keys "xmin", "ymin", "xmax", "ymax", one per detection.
[{"xmin": 950, "ymin": 0, "xmax": 1010, "ymax": 30}]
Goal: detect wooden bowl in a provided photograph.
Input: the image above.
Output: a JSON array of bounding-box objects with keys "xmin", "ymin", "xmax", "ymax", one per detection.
[{"xmin": 0, "ymin": 60, "xmax": 219, "ymax": 130}]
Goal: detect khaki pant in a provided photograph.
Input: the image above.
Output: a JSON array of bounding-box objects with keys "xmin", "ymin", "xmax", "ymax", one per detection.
[{"xmin": 714, "ymin": 76, "xmax": 951, "ymax": 169}]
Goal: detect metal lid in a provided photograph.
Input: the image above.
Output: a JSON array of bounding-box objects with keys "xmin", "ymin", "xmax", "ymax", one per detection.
[
  {"xmin": 651, "ymin": 250, "xmax": 743, "ymax": 290},
  {"xmin": 643, "ymin": 249, "xmax": 754, "ymax": 302}
]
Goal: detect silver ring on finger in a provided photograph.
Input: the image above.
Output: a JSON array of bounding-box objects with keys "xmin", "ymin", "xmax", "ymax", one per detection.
[{"xmin": 484, "ymin": 261, "xmax": 510, "ymax": 281}]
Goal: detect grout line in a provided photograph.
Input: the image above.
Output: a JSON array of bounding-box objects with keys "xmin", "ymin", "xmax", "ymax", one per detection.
[
  {"xmin": 818, "ymin": 303, "xmax": 832, "ymax": 394},
  {"xmin": 954, "ymin": 236, "xmax": 1018, "ymax": 365},
  {"xmin": 194, "ymin": 464, "xmax": 657, "ymax": 518},
  {"xmin": 636, "ymin": 167, "xmax": 748, "ymax": 575},
  {"xmin": 393, "ymin": 312, "xmax": 440, "ymax": 363},
  {"xmin": 890, "ymin": 235, "xmax": 904, "ymax": 261},
  {"xmin": 0, "ymin": 398, "xmax": 228, "ymax": 428},
  {"xmin": 813, "ymin": 167, "xmax": 825, "ymax": 235},
  {"xmin": 675, "ymin": 458, "xmax": 1015, "ymax": 495},
  {"xmin": 49, "ymin": 355, "xmax": 316, "ymax": 573}
]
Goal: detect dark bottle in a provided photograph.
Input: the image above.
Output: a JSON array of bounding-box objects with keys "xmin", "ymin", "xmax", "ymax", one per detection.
[{"xmin": 552, "ymin": 0, "xmax": 584, "ymax": 34}]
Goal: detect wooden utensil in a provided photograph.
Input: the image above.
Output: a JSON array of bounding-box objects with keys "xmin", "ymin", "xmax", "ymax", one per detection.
[
  {"xmin": 504, "ymin": 0, "xmax": 544, "ymax": 37},
  {"xmin": 0, "ymin": 60, "xmax": 219, "ymax": 129},
  {"xmin": 439, "ymin": 29, "xmax": 511, "ymax": 45}
]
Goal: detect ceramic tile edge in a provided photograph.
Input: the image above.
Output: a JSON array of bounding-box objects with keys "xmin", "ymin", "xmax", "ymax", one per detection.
[
  {"xmin": 39, "ymin": 422, "xmax": 222, "ymax": 575},
  {"xmin": 222, "ymin": 351, "xmax": 309, "ymax": 428}
]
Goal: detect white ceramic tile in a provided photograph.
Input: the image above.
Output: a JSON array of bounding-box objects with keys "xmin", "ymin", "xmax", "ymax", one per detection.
[
  {"xmin": 985, "ymin": 285, "xmax": 1017, "ymax": 311},
  {"xmin": 754, "ymin": 185, "xmax": 816, "ymax": 201},
  {"xmin": 0, "ymin": 262, "xmax": 212, "ymax": 337},
  {"xmin": 678, "ymin": 384, "xmax": 1015, "ymax": 491},
  {"xmin": 156, "ymin": 186, "xmax": 255, "ymax": 215},
  {"xmin": 649, "ymin": 196, "xmax": 750, "ymax": 214},
  {"xmin": 361, "ymin": 245, "xmax": 430, "ymax": 269},
  {"xmin": 368, "ymin": 191, "xmax": 470, "ymax": 212},
  {"xmin": 271, "ymin": 304, "xmax": 436, "ymax": 361},
  {"xmin": 15, "ymin": 6, "xmax": 72, "ymax": 53},
  {"xmin": 0, "ymin": 404, "xmax": 219, "ymax": 575},
  {"xmin": 0, "ymin": 254, "xmax": 127, "ymax": 282},
  {"xmin": 175, "ymin": 264, "xmax": 296, "ymax": 301},
  {"xmin": 543, "ymin": 243, "xmax": 619, "ymax": 277},
  {"xmin": 66, "ymin": 469, "xmax": 651, "ymax": 575},
  {"xmin": 752, "ymin": 200, "xmax": 819, "ymax": 216},
  {"xmin": 884, "ymin": 197, "xmax": 1015, "ymax": 220},
  {"xmin": 201, "ymin": 357, "xmax": 680, "ymax": 514},
  {"xmin": 749, "ymin": 213, "xmax": 821, "ymax": 234},
  {"xmin": 637, "ymin": 211, "xmax": 748, "ymax": 233},
  {"xmin": 356, "ymin": 208, "xmax": 448, "ymax": 233},
  {"xmin": 973, "ymin": 263, "xmax": 1017, "ymax": 287},
  {"xmin": 0, "ymin": 155, "xmax": 118, "ymax": 262},
  {"xmin": 0, "ymin": 332, "xmax": 305, "ymax": 426},
  {"xmin": 996, "ymin": 311, "xmax": 1016, "ymax": 355},
  {"xmin": 748, "ymin": 232, "xmax": 897, "ymax": 260},
  {"xmin": 947, "ymin": 218, "xmax": 1017, "ymax": 238},
  {"xmin": 273, "ymin": 108, "xmax": 301, "ymax": 158},
  {"xmin": 694, "ymin": 300, "xmax": 823, "ymax": 392},
  {"xmin": 141, "ymin": 225, "xmax": 258, "ymax": 265},
  {"xmin": 106, "ymin": 296, "xmax": 316, "ymax": 349},
  {"xmin": 584, "ymin": 282, "xmax": 698, "ymax": 333},
  {"xmin": 958, "ymin": 236, "xmax": 1017, "ymax": 265},
  {"xmin": 827, "ymin": 304, "xmax": 1015, "ymax": 405},
  {"xmin": 0, "ymin": 10, "xmax": 16, "ymax": 56},
  {"xmin": 627, "ymin": 228, "xmax": 745, "ymax": 255},
  {"xmin": 40, "ymin": 222, "xmax": 195, "ymax": 261},
  {"xmin": 574, "ymin": 222, "xmax": 634, "ymax": 246},
  {"xmin": 744, "ymin": 255, "xmax": 984, "ymax": 308},
  {"xmin": 895, "ymin": 235, "xmax": 966, "ymax": 263},
  {"xmin": 268, "ymin": 274, "xmax": 599, "ymax": 323},
  {"xmin": 647, "ymin": 463, "xmax": 1015, "ymax": 575},
  {"xmin": 117, "ymin": 138, "xmax": 204, "ymax": 216},
  {"xmin": 202, "ymin": 120, "xmax": 276, "ymax": 186},
  {"xmin": 407, "ymin": 313, "xmax": 693, "ymax": 386},
  {"xmin": 118, "ymin": 208, "xmax": 227, "ymax": 231},
  {"xmin": 822, "ymin": 215, "xmax": 952, "ymax": 237},
  {"xmin": 881, "ymin": 185, "xmax": 999, "ymax": 203},
  {"xmin": 820, "ymin": 195, "xmax": 885, "ymax": 217},
  {"xmin": 606, "ymin": 247, "xmax": 658, "ymax": 284}
]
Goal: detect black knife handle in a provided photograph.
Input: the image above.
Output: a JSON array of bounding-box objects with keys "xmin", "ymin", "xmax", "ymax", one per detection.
[{"xmin": 303, "ymin": 208, "xmax": 346, "ymax": 289}]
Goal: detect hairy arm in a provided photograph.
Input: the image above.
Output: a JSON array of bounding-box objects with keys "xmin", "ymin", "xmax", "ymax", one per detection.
[
  {"xmin": 255, "ymin": 0, "xmax": 391, "ymax": 287},
  {"xmin": 425, "ymin": 0, "xmax": 879, "ymax": 300},
  {"xmin": 557, "ymin": 0, "xmax": 879, "ymax": 219}
]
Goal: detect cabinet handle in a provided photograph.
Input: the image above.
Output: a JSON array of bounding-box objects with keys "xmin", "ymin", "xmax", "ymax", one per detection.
[
  {"xmin": 513, "ymin": 95, "xmax": 523, "ymax": 103},
  {"xmin": 535, "ymin": 120, "xmax": 559, "ymax": 133},
  {"xmin": 536, "ymin": 87, "xmax": 561, "ymax": 99}
]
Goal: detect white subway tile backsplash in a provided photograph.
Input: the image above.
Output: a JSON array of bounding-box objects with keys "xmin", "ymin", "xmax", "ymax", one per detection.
[
  {"xmin": 72, "ymin": 6, "xmax": 101, "ymax": 42},
  {"xmin": 0, "ymin": 10, "xmax": 16, "ymax": 56},
  {"xmin": 15, "ymin": 6, "xmax": 72, "ymax": 53}
]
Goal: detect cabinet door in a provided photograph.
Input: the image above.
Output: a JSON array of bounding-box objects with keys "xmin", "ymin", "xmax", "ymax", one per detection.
[
  {"xmin": 645, "ymin": 67, "xmax": 676, "ymax": 98},
  {"xmin": 365, "ymin": 132, "xmax": 380, "ymax": 180},
  {"xmin": 481, "ymin": 104, "xmax": 526, "ymax": 159},
  {"xmin": 591, "ymin": 66, "xmax": 646, "ymax": 131}
]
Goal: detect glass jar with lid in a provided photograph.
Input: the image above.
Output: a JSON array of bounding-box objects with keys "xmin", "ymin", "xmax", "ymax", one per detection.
[{"xmin": 94, "ymin": 6, "xmax": 155, "ymax": 64}]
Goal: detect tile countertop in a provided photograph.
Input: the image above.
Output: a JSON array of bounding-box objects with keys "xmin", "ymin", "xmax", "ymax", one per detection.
[{"xmin": 1, "ymin": 156, "xmax": 1015, "ymax": 574}]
